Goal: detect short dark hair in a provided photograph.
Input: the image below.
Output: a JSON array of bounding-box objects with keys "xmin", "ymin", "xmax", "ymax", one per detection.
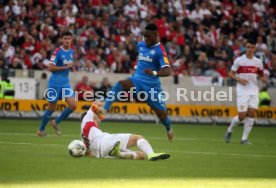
[
  {"xmin": 80, "ymin": 112, "xmax": 87, "ymax": 122},
  {"xmin": 62, "ymin": 31, "xmax": 73, "ymax": 37},
  {"xmin": 145, "ymin": 24, "xmax": 158, "ymax": 31},
  {"xmin": 246, "ymin": 39, "xmax": 256, "ymax": 45}
]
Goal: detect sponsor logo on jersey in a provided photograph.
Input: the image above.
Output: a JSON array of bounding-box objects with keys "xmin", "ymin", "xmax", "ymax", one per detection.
[
  {"xmin": 138, "ymin": 54, "xmax": 153, "ymax": 62},
  {"xmin": 63, "ymin": 59, "xmax": 71, "ymax": 65}
]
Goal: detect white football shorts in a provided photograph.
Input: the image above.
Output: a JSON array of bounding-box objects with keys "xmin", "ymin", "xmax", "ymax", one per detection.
[
  {"xmin": 99, "ymin": 133, "xmax": 131, "ymax": 158},
  {"xmin": 237, "ymin": 95, "xmax": 259, "ymax": 112}
]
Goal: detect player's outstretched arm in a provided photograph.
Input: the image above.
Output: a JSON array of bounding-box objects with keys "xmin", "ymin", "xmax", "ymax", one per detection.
[
  {"xmin": 90, "ymin": 101, "xmax": 104, "ymax": 109},
  {"xmin": 229, "ymin": 70, "xmax": 249, "ymax": 85},
  {"xmin": 144, "ymin": 67, "xmax": 171, "ymax": 77},
  {"xmin": 48, "ymin": 63, "xmax": 73, "ymax": 72},
  {"xmin": 90, "ymin": 101, "xmax": 105, "ymax": 124},
  {"xmin": 85, "ymin": 148, "xmax": 95, "ymax": 158}
]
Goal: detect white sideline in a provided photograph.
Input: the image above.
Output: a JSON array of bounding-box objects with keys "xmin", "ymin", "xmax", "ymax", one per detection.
[
  {"xmin": 0, "ymin": 132, "xmax": 77, "ymax": 137},
  {"xmin": 0, "ymin": 140, "xmax": 276, "ymax": 159},
  {"xmin": 0, "ymin": 132, "xmax": 199, "ymax": 141},
  {"xmin": 1, "ymin": 132, "xmax": 276, "ymax": 144},
  {"xmin": 163, "ymin": 149, "xmax": 276, "ymax": 159},
  {"xmin": 0, "ymin": 141, "xmax": 64, "ymax": 147}
]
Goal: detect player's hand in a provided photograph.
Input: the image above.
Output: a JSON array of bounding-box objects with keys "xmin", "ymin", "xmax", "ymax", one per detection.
[
  {"xmin": 238, "ymin": 78, "xmax": 249, "ymax": 85},
  {"xmin": 85, "ymin": 149, "xmax": 95, "ymax": 157},
  {"xmin": 260, "ymin": 77, "xmax": 267, "ymax": 84},
  {"xmin": 66, "ymin": 63, "xmax": 73, "ymax": 69},
  {"xmin": 144, "ymin": 69, "xmax": 154, "ymax": 75}
]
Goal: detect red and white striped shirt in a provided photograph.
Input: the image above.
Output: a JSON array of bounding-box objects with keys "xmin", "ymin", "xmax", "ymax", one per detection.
[{"xmin": 231, "ymin": 54, "xmax": 263, "ymax": 96}]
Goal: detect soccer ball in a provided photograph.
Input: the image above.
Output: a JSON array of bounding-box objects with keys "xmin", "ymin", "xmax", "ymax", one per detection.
[{"xmin": 68, "ymin": 140, "xmax": 86, "ymax": 158}]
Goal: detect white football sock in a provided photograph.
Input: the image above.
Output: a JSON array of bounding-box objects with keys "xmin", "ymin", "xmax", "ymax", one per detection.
[
  {"xmin": 228, "ymin": 116, "xmax": 241, "ymax": 132},
  {"xmin": 242, "ymin": 117, "xmax": 254, "ymax": 141},
  {"xmin": 137, "ymin": 139, "xmax": 154, "ymax": 156},
  {"xmin": 119, "ymin": 150, "xmax": 137, "ymax": 159}
]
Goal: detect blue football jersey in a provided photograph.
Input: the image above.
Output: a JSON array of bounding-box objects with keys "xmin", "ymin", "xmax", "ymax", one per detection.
[
  {"xmin": 133, "ymin": 41, "xmax": 170, "ymax": 85},
  {"xmin": 49, "ymin": 47, "xmax": 74, "ymax": 86}
]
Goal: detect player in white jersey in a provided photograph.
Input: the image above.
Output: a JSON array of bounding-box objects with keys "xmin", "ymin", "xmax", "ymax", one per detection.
[
  {"xmin": 225, "ymin": 40, "xmax": 266, "ymax": 144},
  {"xmin": 80, "ymin": 101, "xmax": 170, "ymax": 161}
]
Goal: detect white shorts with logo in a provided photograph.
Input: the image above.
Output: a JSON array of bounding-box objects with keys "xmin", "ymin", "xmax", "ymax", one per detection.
[
  {"xmin": 237, "ymin": 95, "xmax": 259, "ymax": 112},
  {"xmin": 98, "ymin": 133, "xmax": 131, "ymax": 158}
]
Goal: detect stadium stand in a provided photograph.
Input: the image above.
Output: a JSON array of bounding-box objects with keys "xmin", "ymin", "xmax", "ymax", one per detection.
[
  {"xmin": 1, "ymin": 0, "xmax": 276, "ymax": 125},
  {"xmin": 0, "ymin": 0, "xmax": 275, "ymax": 86}
]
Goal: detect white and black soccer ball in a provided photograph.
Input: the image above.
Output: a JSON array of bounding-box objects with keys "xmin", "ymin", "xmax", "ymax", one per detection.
[{"xmin": 68, "ymin": 140, "xmax": 86, "ymax": 158}]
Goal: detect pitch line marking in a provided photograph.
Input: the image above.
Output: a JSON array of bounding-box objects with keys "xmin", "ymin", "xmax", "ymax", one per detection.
[
  {"xmin": 1, "ymin": 141, "xmax": 276, "ymax": 159},
  {"xmin": 0, "ymin": 141, "xmax": 64, "ymax": 147},
  {"xmin": 0, "ymin": 132, "xmax": 276, "ymax": 144}
]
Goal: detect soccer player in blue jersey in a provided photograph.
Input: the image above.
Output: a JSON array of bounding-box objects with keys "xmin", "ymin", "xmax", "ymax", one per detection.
[
  {"xmin": 101, "ymin": 24, "xmax": 175, "ymax": 141},
  {"xmin": 36, "ymin": 31, "xmax": 77, "ymax": 137}
]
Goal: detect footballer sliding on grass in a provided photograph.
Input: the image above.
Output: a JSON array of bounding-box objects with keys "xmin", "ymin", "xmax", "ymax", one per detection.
[{"xmin": 69, "ymin": 101, "xmax": 170, "ymax": 161}]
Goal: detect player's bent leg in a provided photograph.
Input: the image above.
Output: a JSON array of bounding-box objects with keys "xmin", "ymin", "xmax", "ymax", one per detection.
[
  {"xmin": 112, "ymin": 134, "xmax": 169, "ymax": 161},
  {"xmin": 37, "ymin": 102, "xmax": 56, "ymax": 137},
  {"xmin": 153, "ymin": 108, "xmax": 175, "ymax": 142},
  {"xmin": 119, "ymin": 79, "xmax": 135, "ymax": 90},
  {"xmin": 238, "ymin": 112, "xmax": 247, "ymax": 122},
  {"xmin": 103, "ymin": 79, "xmax": 134, "ymax": 112},
  {"xmin": 225, "ymin": 94, "xmax": 248, "ymax": 143},
  {"xmin": 241, "ymin": 116, "xmax": 255, "ymax": 144},
  {"xmin": 147, "ymin": 88, "xmax": 175, "ymax": 141},
  {"xmin": 108, "ymin": 141, "xmax": 121, "ymax": 157},
  {"xmin": 247, "ymin": 108, "xmax": 257, "ymax": 118},
  {"xmin": 131, "ymin": 135, "xmax": 170, "ymax": 161},
  {"xmin": 127, "ymin": 134, "xmax": 154, "ymax": 156},
  {"xmin": 110, "ymin": 149, "xmax": 145, "ymax": 160},
  {"xmin": 112, "ymin": 149, "xmax": 145, "ymax": 160},
  {"xmin": 134, "ymin": 151, "xmax": 146, "ymax": 160},
  {"xmin": 241, "ymin": 108, "xmax": 256, "ymax": 144},
  {"xmin": 225, "ymin": 112, "xmax": 246, "ymax": 143},
  {"xmin": 108, "ymin": 141, "xmax": 136, "ymax": 159},
  {"xmin": 126, "ymin": 134, "xmax": 144, "ymax": 148},
  {"xmin": 164, "ymin": 117, "xmax": 175, "ymax": 142},
  {"xmin": 52, "ymin": 97, "xmax": 77, "ymax": 136}
]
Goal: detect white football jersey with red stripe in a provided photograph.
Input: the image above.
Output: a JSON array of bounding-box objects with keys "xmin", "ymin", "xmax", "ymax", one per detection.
[
  {"xmin": 81, "ymin": 109, "xmax": 108, "ymax": 157},
  {"xmin": 231, "ymin": 54, "xmax": 263, "ymax": 96}
]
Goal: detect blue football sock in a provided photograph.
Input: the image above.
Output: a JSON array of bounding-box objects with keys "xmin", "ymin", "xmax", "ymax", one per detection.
[
  {"xmin": 56, "ymin": 107, "xmax": 73, "ymax": 125},
  {"xmin": 163, "ymin": 116, "xmax": 172, "ymax": 132},
  {"xmin": 39, "ymin": 110, "xmax": 53, "ymax": 131},
  {"xmin": 103, "ymin": 82, "xmax": 124, "ymax": 111}
]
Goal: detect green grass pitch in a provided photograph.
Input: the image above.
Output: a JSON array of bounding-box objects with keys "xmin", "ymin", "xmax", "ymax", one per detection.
[{"xmin": 0, "ymin": 119, "xmax": 276, "ymax": 188}]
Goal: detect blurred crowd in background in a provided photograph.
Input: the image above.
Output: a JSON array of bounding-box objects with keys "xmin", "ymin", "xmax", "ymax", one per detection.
[{"xmin": 0, "ymin": 0, "xmax": 276, "ymax": 85}]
